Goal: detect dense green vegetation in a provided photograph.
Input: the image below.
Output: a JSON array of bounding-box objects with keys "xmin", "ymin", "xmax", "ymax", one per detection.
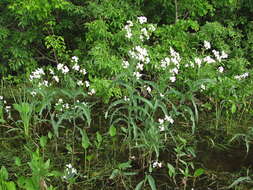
[{"xmin": 1, "ymin": 0, "xmax": 253, "ymax": 189}]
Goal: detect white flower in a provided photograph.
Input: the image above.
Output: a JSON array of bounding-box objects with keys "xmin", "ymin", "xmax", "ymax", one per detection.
[
  {"xmin": 170, "ymin": 76, "xmax": 176, "ymax": 82},
  {"xmin": 53, "ymin": 76, "xmax": 59, "ymax": 83},
  {"xmin": 126, "ymin": 20, "xmax": 133, "ymax": 27},
  {"xmin": 141, "ymin": 28, "xmax": 149, "ymax": 40},
  {"xmin": 137, "ymin": 16, "xmax": 147, "ymax": 24},
  {"xmin": 158, "ymin": 118, "xmax": 164, "ymax": 124},
  {"xmin": 77, "ymin": 80, "xmax": 83, "ymax": 86},
  {"xmin": 194, "ymin": 58, "xmax": 202, "ymax": 67},
  {"xmin": 159, "ymin": 93, "xmax": 164, "ymax": 97},
  {"xmin": 126, "ymin": 31, "xmax": 132, "ymax": 39},
  {"xmin": 49, "ymin": 68, "xmax": 55, "ymax": 75},
  {"xmin": 133, "ymin": 71, "xmax": 142, "ymax": 79},
  {"xmin": 148, "ymin": 24, "xmax": 156, "ymax": 32},
  {"xmin": 212, "ymin": 50, "xmax": 222, "ymax": 62},
  {"xmin": 165, "ymin": 115, "xmax": 174, "ymax": 124},
  {"xmin": 200, "ymin": 84, "xmax": 206, "ymax": 91},
  {"xmin": 204, "ymin": 41, "xmax": 211, "ymax": 50},
  {"xmin": 122, "ymin": 60, "xmax": 130, "ymax": 68},
  {"xmin": 85, "ymin": 81, "xmax": 90, "ymax": 87},
  {"xmin": 58, "ymin": 99, "xmax": 63, "ymax": 104},
  {"xmin": 161, "ymin": 58, "xmax": 170, "ymax": 69},
  {"xmin": 152, "ymin": 161, "xmax": 162, "ymax": 168},
  {"xmin": 218, "ymin": 66, "xmax": 224, "ymax": 73},
  {"xmin": 221, "ymin": 51, "xmax": 228, "ymax": 59},
  {"xmin": 80, "ymin": 69, "xmax": 87, "ymax": 75},
  {"xmin": 72, "ymin": 56, "xmax": 79, "ymax": 63},
  {"xmin": 62, "ymin": 66, "xmax": 69, "ymax": 74},
  {"xmin": 170, "ymin": 68, "xmax": 179, "ymax": 74},
  {"xmin": 57, "ymin": 63, "xmax": 64, "ymax": 71},
  {"xmin": 88, "ymin": 89, "xmax": 96, "ymax": 95},
  {"xmin": 146, "ymin": 86, "xmax": 152, "ymax": 93},
  {"xmin": 63, "ymin": 163, "xmax": 77, "ymax": 180},
  {"xmin": 235, "ymin": 72, "xmax": 249, "ymax": 80},
  {"xmin": 72, "ymin": 64, "xmax": 80, "ymax": 71},
  {"xmin": 0, "ymin": 96, "xmax": 3, "ymax": 100},
  {"xmin": 159, "ymin": 125, "xmax": 165, "ymax": 132},
  {"xmin": 63, "ymin": 103, "xmax": 69, "ymax": 109},
  {"xmin": 136, "ymin": 63, "xmax": 144, "ymax": 71},
  {"xmin": 66, "ymin": 164, "xmax": 72, "ymax": 169},
  {"xmin": 30, "ymin": 91, "xmax": 37, "ymax": 97},
  {"xmin": 124, "ymin": 96, "xmax": 130, "ymax": 101},
  {"xmin": 203, "ymin": 56, "xmax": 215, "ymax": 64},
  {"xmin": 5, "ymin": 106, "xmax": 11, "ymax": 113}
]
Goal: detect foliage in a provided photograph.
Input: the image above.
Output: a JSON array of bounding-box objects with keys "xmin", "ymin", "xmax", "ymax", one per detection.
[{"xmin": 1, "ymin": 0, "xmax": 253, "ymax": 189}]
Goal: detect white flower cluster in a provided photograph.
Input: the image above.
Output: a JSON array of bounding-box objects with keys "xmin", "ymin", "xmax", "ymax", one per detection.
[
  {"xmin": 137, "ymin": 16, "xmax": 147, "ymax": 24},
  {"xmin": 160, "ymin": 48, "xmax": 181, "ymax": 82},
  {"xmin": 186, "ymin": 41, "xmax": 228, "ymax": 70},
  {"xmin": 0, "ymin": 96, "xmax": 9, "ymax": 114},
  {"xmin": 158, "ymin": 115, "xmax": 174, "ymax": 131},
  {"xmin": 129, "ymin": 46, "xmax": 150, "ymax": 64},
  {"xmin": 124, "ymin": 16, "xmax": 156, "ymax": 41},
  {"xmin": 71, "ymin": 56, "xmax": 79, "ymax": 63},
  {"xmin": 122, "ymin": 60, "xmax": 130, "ymax": 69},
  {"xmin": 144, "ymin": 85, "xmax": 152, "ymax": 94},
  {"xmin": 124, "ymin": 20, "xmax": 133, "ymax": 39},
  {"xmin": 140, "ymin": 25, "xmax": 156, "ymax": 41},
  {"xmin": 234, "ymin": 72, "xmax": 249, "ymax": 80},
  {"xmin": 38, "ymin": 80, "xmax": 50, "ymax": 87},
  {"xmin": 152, "ymin": 160, "xmax": 162, "ymax": 168},
  {"xmin": 63, "ymin": 164, "xmax": 77, "ymax": 180},
  {"xmin": 88, "ymin": 88, "xmax": 96, "ymax": 96},
  {"xmin": 218, "ymin": 66, "xmax": 224, "ymax": 73},
  {"xmin": 55, "ymin": 98, "xmax": 69, "ymax": 112},
  {"xmin": 55, "ymin": 99, "xmax": 88, "ymax": 114},
  {"xmin": 212, "ymin": 50, "xmax": 228, "ymax": 62},
  {"xmin": 127, "ymin": 45, "xmax": 150, "ymax": 79},
  {"xmin": 204, "ymin": 40, "xmax": 211, "ymax": 50},
  {"xmin": 29, "ymin": 56, "xmax": 92, "ymax": 91},
  {"xmin": 57, "ymin": 63, "xmax": 69, "ymax": 74},
  {"xmin": 29, "ymin": 68, "xmax": 45, "ymax": 80}
]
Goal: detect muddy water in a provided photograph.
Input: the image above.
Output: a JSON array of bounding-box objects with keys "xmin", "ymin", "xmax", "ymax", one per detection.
[{"xmin": 198, "ymin": 144, "xmax": 253, "ymax": 172}]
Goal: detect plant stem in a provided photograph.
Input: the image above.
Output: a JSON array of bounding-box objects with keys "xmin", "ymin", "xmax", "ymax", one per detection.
[{"xmin": 175, "ymin": 0, "xmax": 178, "ymax": 23}]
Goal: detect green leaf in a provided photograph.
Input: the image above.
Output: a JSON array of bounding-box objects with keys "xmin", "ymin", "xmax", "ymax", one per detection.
[
  {"xmin": 167, "ymin": 163, "xmax": 176, "ymax": 177},
  {"xmin": 39, "ymin": 136, "xmax": 48, "ymax": 148},
  {"xmin": 147, "ymin": 175, "xmax": 157, "ymax": 190},
  {"xmin": 79, "ymin": 128, "xmax": 91, "ymax": 149},
  {"xmin": 109, "ymin": 125, "xmax": 117, "ymax": 137},
  {"xmin": 0, "ymin": 166, "xmax": 9, "ymax": 181},
  {"xmin": 6, "ymin": 181, "xmax": 16, "ymax": 190},
  {"xmin": 194, "ymin": 168, "xmax": 205, "ymax": 177},
  {"xmin": 118, "ymin": 161, "xmax": 131, "ymax": 170},
  {"xmin": 14, "ymin": 157, "xmax": 21, "ymax": 167},
  {"xmin": 48, "ymin": 131, "xmax": 53, "ymax": 139},
  {"xmin": 135, "ymin": 180, "xmax": 144, "ymax": 190},
  {"xmin": 231, "ymin": 103, "xmax": 236, "ymax": 113},
  {"xmin": 96, "ymin": 132, "xmax": 102, "ymax": 144},
  {"xmin": 109, "ymin": 169, "xmax": 119, "ymax": 179},
  {"xmin": 228, "ymin": 176, "xmax": 251, "ymax": 188}
]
